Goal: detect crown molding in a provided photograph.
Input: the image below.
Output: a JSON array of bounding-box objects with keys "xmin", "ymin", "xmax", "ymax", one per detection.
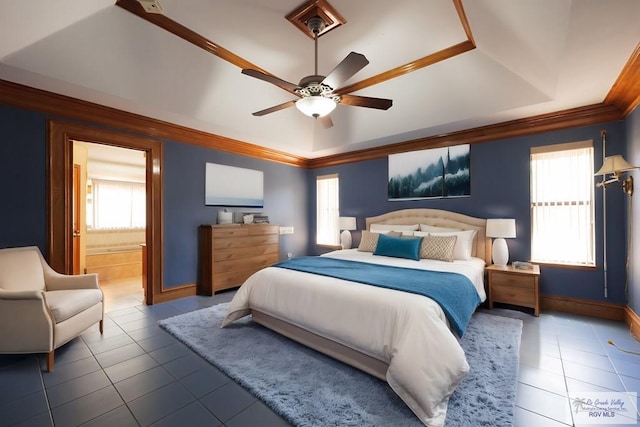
[
  {"xmin": 307, "ymin": 103, "xmax": 624, "ymax": 168},
  {"xmin": 0, "ymin": 79, "xmax": 307, "ymax": 167},
  {"xmin": 0, "ymin": 78, "xmax": 628, "ymax": 169},
  {"xmin": 605, "ymin": 42, "xmax": 640, "ymax": 117},
  {"xmin": 310, "ymin": 42, "xmax": 640, "ymax": 168},
  {"xmin": 0, "ymin": 77, "xmax": 631, "ymax": 170}
]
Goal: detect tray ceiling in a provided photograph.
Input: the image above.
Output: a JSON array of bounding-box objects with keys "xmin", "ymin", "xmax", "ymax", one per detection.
[{"xmin": 1, "ymin": 0, "xmax": 639, "ymax": 158}]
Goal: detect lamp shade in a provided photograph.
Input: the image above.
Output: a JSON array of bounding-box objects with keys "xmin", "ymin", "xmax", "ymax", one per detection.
[
  {"xmin": 339, "ymin": 216, "xmax": 357, "ymax": 231},
  {"xmin": 295, "ymin": 96, "xmax": 337, "ymax": 118},
  {"xmin": 595, "ymin": 155, "xmax": 637, "ymax": 176},
  {"xmin": 486, "ymin": 219, "xmax": 516, "ymax": 238}
]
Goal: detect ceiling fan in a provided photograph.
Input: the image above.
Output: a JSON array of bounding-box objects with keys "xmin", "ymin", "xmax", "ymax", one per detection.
[{"xmin": 241, "ymin": 16, "xmax": 393, "ymax": 128}]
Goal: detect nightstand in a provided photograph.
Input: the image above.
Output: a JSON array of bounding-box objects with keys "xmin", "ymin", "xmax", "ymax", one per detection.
[{"xmin": 487, "ymin": 264, "xmax": 541, "ymax": 316}]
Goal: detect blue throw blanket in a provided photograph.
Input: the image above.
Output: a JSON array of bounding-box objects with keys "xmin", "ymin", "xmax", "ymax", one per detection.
[{"xmin": 273, "ymin": 256, "xmax": 481, "ymax": 337}]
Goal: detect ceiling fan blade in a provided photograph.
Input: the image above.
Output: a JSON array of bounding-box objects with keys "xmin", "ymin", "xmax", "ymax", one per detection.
[
  {"xmin": 242, "ymin": 69, "xmax": 299, "ymax": 94},
  {"xmin": 340, "ymin": 94, "xmax": 393, "ymax": 110},
  {"xmin": 252, "ymin": 100, "xmax": 296, "ymax": 116},
  {"xmin": 318, "ymin": 115, "xmax": 333, "ymax": 128},
  {"xmin": 322, "ymin": 52, "xmax": 369, "ymax": 90}
]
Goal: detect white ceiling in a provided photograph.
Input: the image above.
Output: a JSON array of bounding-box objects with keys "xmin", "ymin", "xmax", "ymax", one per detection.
[
  {"xmin": 81, "ymin": 141, "xmax": 146, "ymax": 182},
  {"xmin": 1, "ymin": 0, "xmax": 639, "ymax": 159}
]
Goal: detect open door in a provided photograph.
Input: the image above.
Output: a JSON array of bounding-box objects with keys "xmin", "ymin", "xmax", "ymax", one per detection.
[
  {"xmin": 48, "ymin": 120, "xmax": 163, "ymax": 305},
  {"xmin": 72, "ymin": 164, "xmax": 82, "ymax": 275}
]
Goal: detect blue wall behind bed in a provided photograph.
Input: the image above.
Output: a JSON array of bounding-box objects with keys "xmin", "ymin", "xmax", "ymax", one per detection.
[{"xmin": 310, "ymin": 122, "xmax": 630, "ymax": 305}]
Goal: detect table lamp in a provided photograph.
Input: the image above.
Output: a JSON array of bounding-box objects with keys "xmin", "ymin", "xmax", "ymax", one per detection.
[
  {"xmin": 339, "ymin": 217, "xmax": 357, "ymax": 249},
  {"xmin": 486, "ymin": 219, "xmax": 516, "ymax": 266}
]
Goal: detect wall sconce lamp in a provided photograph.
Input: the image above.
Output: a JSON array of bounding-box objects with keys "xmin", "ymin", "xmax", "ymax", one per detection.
[
  {"xmin": 595, "ymin": 155, "xmax": 636, "ymax": 196},
  {"xmin": 486, "ymin": 218, "xmax": 516, "ymax": 267},
  {"xmin": 595, "ymin": 131, "xmax": 637, "ymax": 196},
  {"xmin": 339, "ymin": 217, "xmax": 357, "ymax": 249}
]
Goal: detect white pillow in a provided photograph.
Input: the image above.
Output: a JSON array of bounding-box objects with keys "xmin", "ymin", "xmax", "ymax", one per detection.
[
  {"xmin": 419, "ymin": 224, "xmax": 460, "ymax": 233},
  {"xmin": 370, "ymin": 223, "xmax": 419, "ymax": 233},
  {"xmin": 416, "ymin": 229, "xmax": 477, "ymax": 260},
  {"xmin": 372, "ymin": 230, "xmax": 396, "ymax": 235}
]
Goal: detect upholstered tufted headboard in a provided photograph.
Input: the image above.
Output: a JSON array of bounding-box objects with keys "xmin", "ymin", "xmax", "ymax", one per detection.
[{"xmin": 365, "ymin": 208, "xmax": 491, "ymax": 264}]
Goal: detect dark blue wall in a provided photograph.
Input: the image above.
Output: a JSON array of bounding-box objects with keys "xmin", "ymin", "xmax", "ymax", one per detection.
[
  {"xmin": 162, "ymin": 139, "xmax": 308, "ymax": 288},
  {"xmin": 0, "ymin": 105, "xmax": 48, "ymax": 254},
  {"xmin": 311, "ymin": 122, "xmax": 629, "ymax": 304},
  {"xmin": 0, "ymin": 103, "xmax": 308, "ymax": 290},
  {"xmin": 626, "ymin": 106, "xmax": 640, "ymax": 313}
]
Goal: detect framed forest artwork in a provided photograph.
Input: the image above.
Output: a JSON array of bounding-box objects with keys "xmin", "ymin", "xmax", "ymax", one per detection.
[{"xmin": 388, "ymin": 145, "xmax": 470, "ymax": 200}]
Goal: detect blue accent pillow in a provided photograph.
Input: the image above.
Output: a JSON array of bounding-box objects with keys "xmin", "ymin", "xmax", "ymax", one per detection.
[{"xmin": 373, "ymin": 233, "xmax": 423, "ymax": 261}]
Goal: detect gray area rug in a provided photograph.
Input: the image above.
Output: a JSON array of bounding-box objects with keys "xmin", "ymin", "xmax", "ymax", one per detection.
[{"xmin": 159, "ymin": 303, "xmax": 522, "ymax": 426}]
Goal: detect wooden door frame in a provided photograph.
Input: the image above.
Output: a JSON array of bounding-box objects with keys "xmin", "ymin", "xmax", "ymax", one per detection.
[
  {"xmin": 72, "ymin": 163, "xmax": 81, "ymax": 275},
  {"xmin": 48, "ymin": 120, "xmax": 163, "ymax": 304}
]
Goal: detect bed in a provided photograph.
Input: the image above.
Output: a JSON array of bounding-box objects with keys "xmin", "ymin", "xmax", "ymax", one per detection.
[{"xmin": 222, "ymin": 208, "xmax": 491, "ymax": 427}]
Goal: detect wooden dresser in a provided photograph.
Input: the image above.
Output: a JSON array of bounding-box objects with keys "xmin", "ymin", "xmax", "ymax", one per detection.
[{"xmin": 199, "ymin": 224, "xmax": 280, "ymax": 295}]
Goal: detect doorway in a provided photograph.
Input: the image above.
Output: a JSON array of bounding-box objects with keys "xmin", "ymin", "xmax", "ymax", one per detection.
[
  {"xmin": 74, "ymin": 141, "xmax": 147, "ymax": 312},
  {"xmin": 47, "ymin": 120, "xmax": 163, "ymax": 305}
]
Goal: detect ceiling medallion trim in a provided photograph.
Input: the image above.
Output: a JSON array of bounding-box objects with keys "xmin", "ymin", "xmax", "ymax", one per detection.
[{"xmin": 285, "ymin": 0, "xmax": 346, "ymax": 39}]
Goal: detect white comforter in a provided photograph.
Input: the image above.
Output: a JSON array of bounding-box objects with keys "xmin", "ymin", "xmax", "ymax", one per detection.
[{"xmin": 222, "ymin": 250, "xmax": 486, "ymax": 426}]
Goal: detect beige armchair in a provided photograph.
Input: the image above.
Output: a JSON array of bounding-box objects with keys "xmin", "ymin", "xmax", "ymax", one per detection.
[{"xmin": 0, "ymin": 246, "xmax": 104, "ymax": 372}]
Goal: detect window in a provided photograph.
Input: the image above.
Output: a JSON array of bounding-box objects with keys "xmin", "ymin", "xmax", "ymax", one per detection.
[
  {"xmin": 87, "ymin": 179, "xmax": 146, "ymax": 229},
  {"xmin": 530, "ymin": 141, "xmax": 595, "ymax": 265},
  {"xmin": 316, "ymin": 174, "xmax": 340, "ymax": 246}
]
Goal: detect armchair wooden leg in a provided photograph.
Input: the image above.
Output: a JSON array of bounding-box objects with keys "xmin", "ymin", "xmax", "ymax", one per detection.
[
  {"xmin": 47, "ymin": 351, "xmax": 54, "ymax": 372},
  {"xmin": 99, "ymin": 319, "xmax": 104, "ymax": 334}
]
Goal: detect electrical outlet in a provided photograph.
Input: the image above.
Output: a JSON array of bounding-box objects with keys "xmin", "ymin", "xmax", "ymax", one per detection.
[{"xmin": 279, "ymin": 226, "xmax": 294, "ymax": 235}]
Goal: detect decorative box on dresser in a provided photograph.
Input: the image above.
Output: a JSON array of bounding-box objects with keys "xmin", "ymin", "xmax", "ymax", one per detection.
[
  {"xmin": 487, "ymin": 264, "xmax": 541, "ymax": 316},
  {"xmin": 199, "ymin": 224, "xmax": 280, "ymax": 295}
]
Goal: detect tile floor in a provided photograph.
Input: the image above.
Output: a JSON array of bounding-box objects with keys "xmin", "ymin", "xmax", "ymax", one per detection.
[
  {"xmin": 99, "ymin": 278, "xmax": 145, "ymax": 313},
  {"xmin": 1, "ymin": 284, "xmax": 639, "ymax": 426}
]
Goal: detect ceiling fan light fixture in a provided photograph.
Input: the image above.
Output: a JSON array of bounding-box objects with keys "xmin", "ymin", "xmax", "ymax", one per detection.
[
  {"xmin": 242, "ymin": 4, "xmax": 390, "ymax": 126},
  {"xmin": 296, "ymin": 96, "xmax": 337, "ymax": 118}
]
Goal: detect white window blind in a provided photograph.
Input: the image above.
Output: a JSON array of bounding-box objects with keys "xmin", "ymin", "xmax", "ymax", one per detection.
[
  {"xmin": 530, "ymin": 142, "xmax": 595, "ymax": 265},
  {"xmin": 316, "ymin": 174, "xmax": 340, "ymax": 246},
  {"xmin": 88, "ymin": 179, "xmax": 146, "ymax": 229}
]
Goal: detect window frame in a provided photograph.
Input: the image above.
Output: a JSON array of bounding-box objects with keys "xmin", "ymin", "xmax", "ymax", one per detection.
[
  {"xmin": 316, "ymin": 173, "xmax": 340, "ymax": 247},
  {"xmin": 530, "ymin": 141, "xmax": 596, "ymax": 267}
]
